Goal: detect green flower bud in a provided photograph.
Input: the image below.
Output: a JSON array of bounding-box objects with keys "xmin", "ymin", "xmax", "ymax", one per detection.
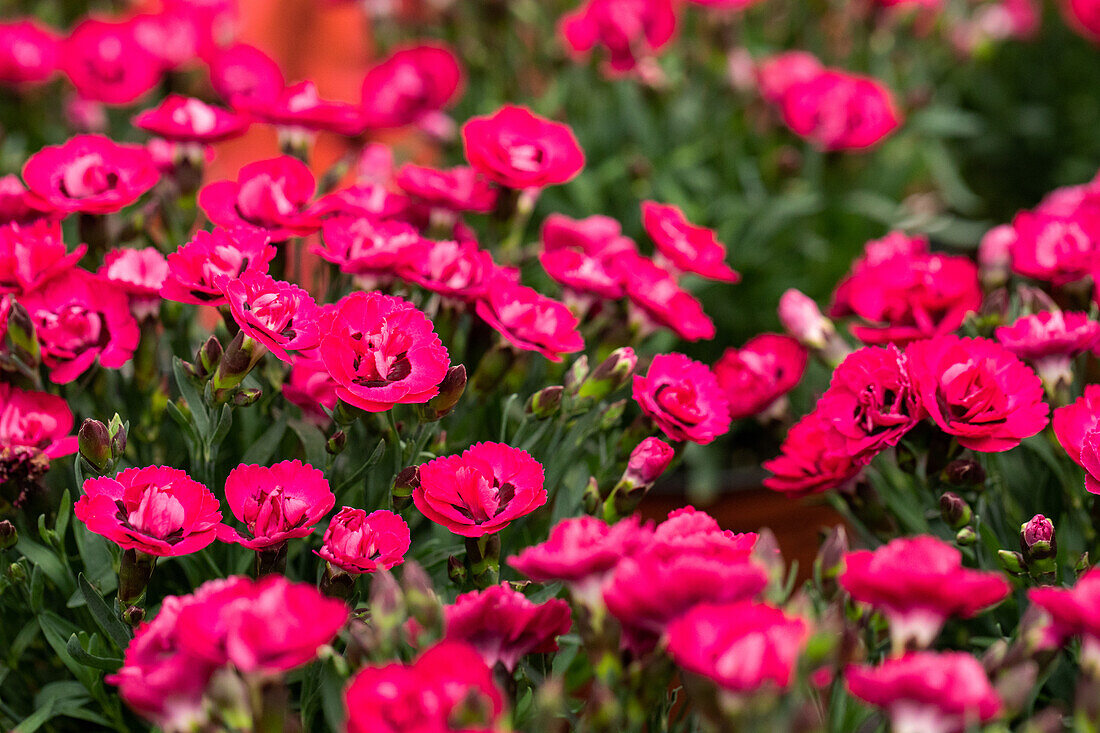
[
  {"xmin": 78, "ymin": 419, "xmax": 112, "ymax": 474},
  {"xmin": 577, "ymin": 347, "xmax": 637, "ymax": 404},
  {"xmin": 526, "ymin": 385, "xmax": 564, "ymax": 419},
  {"xmin": 939, "ymin": 492, "xmax": 972, "ymax": 530}
]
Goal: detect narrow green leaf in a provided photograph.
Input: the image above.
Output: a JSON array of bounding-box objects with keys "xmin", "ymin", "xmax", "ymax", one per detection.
[
  {"xmin": 16, "ymin": 536, "xmax": 73, "ymax": 597},
  {"xmin": 78, "ymin": 573, "xmax": 131, "ymax": 650},
  {"xmin": 290, "ymin": 418, "xmax": 328, "ymax": 469},
  {"xmin": 173, "ymin": 357, "xmax": 210, "ymax": 438},
  {"xmin": 66, "ymin": 634, "xmax": 123, "ymax": 672},
  {"xmin": 241, "ymin": 413, "xmax": 289, "ymax": 466},
  {"xmin": 11, "ymin": 699, "xmax": 55, "ymax": 733}
]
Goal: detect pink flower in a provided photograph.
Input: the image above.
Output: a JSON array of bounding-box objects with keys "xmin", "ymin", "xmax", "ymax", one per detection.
[
  {"xmin": 0, "ymin": 220, "xmax": 85, "ymax": 294},
  {"xmin": 444, "ymin": 583, "xmax": 572, "ymax": 670},
  {"xmin": 215, "ymin": 460, "xmax": 335, "ymax": 550},
  {"xmin": 666, "ymin": 601, "xmax": 809, "ymax": 693},
  {"xmin": 995, "ymin": 310, "xmax": 1100, "ymax": 387},
  {"xmin": 0, "ymin": 382, "xmax": 77, "ymax": 458},
  {"xmin": 395, "ymin": 164, "xmax": 497, "ymax": 213},
  {"xmin": 510, "ymin": 515, "xmax": 654, "ymax": 591},
  {"xmin": 815, "ymin": 345, "xmax": 924, "ymax": 458},
  {"xmin": 560, "ymin": 0, "xmax": 677, "ymax": 74},
  {"xmin": 475, "ymin": 275, "xmax": 585, "ymax": 361},
  {"xmin": 161, "ymin": 227, "xmax": 276, "ymax": 306},
  {"xmin": 1008, "ymin": 211, "xmax": 1097, "ymax": 285},
  {"xmin": 315, "ymin": 216, "xmax": 424, "ymax": 276},
  {"xmin": 316, "ymin": 507, "xmax": 410, "ymax": 574},
  {"xmin": 21, "ymin": 269, "xmax": 140, "ymax": 384},
  {"xmin": 462, "ymin": 105, "xmax": 585, "ymax": 190},
  {"xmin": 779, "ymin": 69, "xmax": 902, "ymax": 151},
  {"xmin": 633, "ymin": 353, "xmax": 730, "ymax": 445},
  {"xmin": 401, "ymin": 238, "xmax": 495, "ymax": 301},
  {"xmin": 1065, "ymin": 0, "xmax": 1100, "ymax": 41},
  {"xmin": 757, "ymin": 51, "xmax": 824, "ymax": 105},
  {"xmin": 62, "ymin": 18, "xmax": 161, "ymax": 105},
  {"xmin": 128, "ymin": 11, "xmax": 200, "ymax": 72},
  {"xmin": 829, "ymin": 233, "xmax": 981, "ymax": 345},
  {"xmin": 1029, "ymin": 568, "xmax": 1100, "ymax": 670},
  {"xmin": 75, "ymin": 466, "xmax": 221, "ymax": 556},
  {"xmin": 282, "ymin": 354, "xmax": 339, "ymax": 424},
  {"xmin": 1053, "ymin": 384, "xmax": 1100, "ymax": 467},
  {"xmin": 641, "ymin": 201, "xmax": 740, "ymax": 282},
  {"xmin": 99, "ymin": 247, "xmax": 169, "ymax": 298},
  {"xmin": 199, "ymin": 156, "xmax": 320, "ymax": 239},
  {"xmin": 624, "ymin": 437, "xmax": 675, "ymax": 485},
  {"xmin": 22, "ymin": 134, "xmax": 159, "ymax": 214},
  {"xmin": 840, "ymin": 535, "xmax": 1010, "ymax": 649},
  {"xmin": 245, "ymin": 80, "xmax": 365, "ymax": 136},
  {"xmin": 208, "ymin": 44, "xmax": 285, "ymax": 108},
  {"xmin": 414, "ymin": 442, "xmax": 546, "ymax": 538},
  {"xmin": 846, "ymin": 653, "xmax": 1002, "ymax": 733},
  {"xmin": 978, "ymin": 224, "xmax": 1014, "ymax": 288},
  {"xmin": 539, "ymin": 213, "xmax": 637, "ymax": 299},
  {"xmin": 621, "ymin": 252, "xmax": 716, "ymax": 341},
  {"xmin": 133, "ymin": 95, "xmax": 249, "ymax": 143},
  {"xmin": 0, "ymin": 19, "xmax": 59, "ymax": 86},
  {"xmin": 763, "ymin": 411, "xmax": 865, "ymax": 496},
  {"xmin": 312, "ymin": 183, "xmax": 413, "ymax": 222},
  {"xmin": 360, "ymin": 43, "xmax": 464, "ymax": 129},
  {"xmin": 0, "ymin": 174, "xmax": 51, "ymax": 224},
  {"xmin": 220, "ymin": 270, "xmax": 322, "ymax": 362},
  {"xmin": 905, "ymin": 335, "xmax": 1049, "ymax": 452},
  {"xmin": 345, "ymin": 641, "xmax": 505, "ymax": 733},
  {"xmin": 175, "ymin": 575, "xmax": 348, "ymax": 673},
  {"xmin": 318, "ymin": 291, "xmax": 450, "ymax": 412},
  {"xmin": 714, "ymin": 334, "xmax": 807, "ymax": 420}
]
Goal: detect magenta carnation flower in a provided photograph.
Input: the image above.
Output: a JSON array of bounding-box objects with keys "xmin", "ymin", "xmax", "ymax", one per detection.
[
  {"xmin": 244, "ymin": 80, "xmax": 364, "ymax": 136},
  {"xmin": 995, "ymin": 310, "xmax": 1100, "ymax": 388},
  {"xmin": 542, "ymin": 213, "xmax": 638, "ymax": 257},
  {"xmin": 75, "ymin": 466, "xmax": 221, "ymax": 557},
  {"xmin": 560, "ymin": 0, "xmax": 677, "ymax": 74},
  {"xmin": 161, "ymin": 227, "xmax": 276, "ymax": 306},
  {"xmin": 666, "ymin": 601, "xmax": 809, "ymax": 693},
  {"xmin": 215, "ymin": 460, "xmax": 334, "ymax": 551},
  {"xmin": 61, "ymin": 19, "xmax": 160, "ymax": 105},
  {"xmin": 360, "ymin": 44, "xmax": 464, "ymax": 129},
  {"xmin": 395, "ymin": 164, "xmax": 497, "ymax": 213},
  {"xmin": 905, "ymin": 335, "xmax": 1049, "ymax": 452},
  {"xmin": 282, "ymin": 353, "xmax": 339, "ymax": 425},
  {"xmin": 780, "ymin": 69, "xmax": 902, "ymax": 151},
  {"xmin": 318, "ymin": 291, "xmax": 450, "ymax": 412},
  {"xmin": 316, "ymin": 507, "xmax": 410, "ymax": 574},
  {"xmin": 641, "ymin": 201, "xmax": 739, "ymax": 283},
  {"xmin": 840, "ymin": 535, "xmax": 1011, "ymax": 649},
  {"xmin": 133, "ymin": 94, "xmax": 249, "ymax": 144},
  {"xmin": 0, "ymin": 174, "xmax": 51, "ymax": 224},
  {"xmin": 315, "ymin": 216, "xmax": 424, "ymax": 276},
  {"xmin": 22, "ymin": 269, "xmax": 140, "ymax": 384},
  {"xmin": 99, "ymin": 247, "xmax": 169, "ymax": 298},
  {"xmin": 219, "ymin": 270, "xmax": 322, "ymax": 362},
  {"xmin": 208, "ymin": 43, "xmax": 285, "ymax": 108},
  {"xmin": 633, "ymin": 353, "xmax": 731, "ymax": 445},
  {"xmin": 444, "ymin": 583, "xmax": 572, "ymax": 671},
  {"xmin": 462, "ymin": 105, "xmax": 584, "ymax": 190},
  {"xmin": 199, "ymin": 156, "xmax": 320, "ymax": 239},
  {"xmin": 1008, "ymin": 211, "xmax": 1097, "ymax": 286},
  {"xmin": 621, "ymin": 252, "xmax": 716, "ymax": 341},
  {"xmin": 714, "ymin": 334, "xmax": 807, "ymax": 421},
  {"xmin": 475, "ymin": 275, "xmax": 585, "ymax": 361},
  {"xmin": 0, "ymin": 382, "xmax": 77, "ymax": 458},
  {"xmin": 345, "ymin": 641, "xmax": 505, "ymax": 733},
  {"xmin": 0, "ymin": 220, "xmax": 85, "ymax": 295},
  {"xmin": 22, "ymin": 134, "xmax": 159, "ymax": 214},
  {"xmin": 1029, "ymin": 568, "xmax": 1100, "ymax": 670},
  {"xmin": 400, "ymin": 238, "xmax": 495, "ymax": 302},
  {"xmin": 757, "ymin": 51, "xmax": 824, "ymax": 105},
  {"xmin": 414, "ymin": 442, "xmax": 546, "ymax": 538},
  {"xmin": 0, "ymin": 19, "xmax": 59, "ymax": 86},
  {"xmin": 845, "ymin": 652, "xmax": 1002, "ymax": 733},
  {"xmin": 1053, "ymin": 384, "xmax": 1100, "ymax": 470},
  {"xmin": 763, "ymin": 411, "xmax": 866, "ymax": 497}
]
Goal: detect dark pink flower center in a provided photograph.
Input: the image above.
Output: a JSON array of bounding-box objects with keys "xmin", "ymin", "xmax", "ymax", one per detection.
[
  {"xmin": 348, "ymin": 321, "xmax": 413, "ymax": 387},
  {"xmin": 60, "ymin": 155, "xmax": 119, "ymax": 199}
]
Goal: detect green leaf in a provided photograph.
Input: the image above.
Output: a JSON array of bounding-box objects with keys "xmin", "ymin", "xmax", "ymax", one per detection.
[
  {"xmin": 38, "ymin": 612, "xmax": 97, "ymax": 690},
  {"xmin": 55, "ymin": 489, "xmax": 72, "ymax": 543},
  {"xmin": 335, "ymin": 439, "xmax": 386, "ymax": 495},
  {"xmin": 66, "ymin": 634, "xmax": 123, "ymax": 672},
  {"xmin": 74, "ymin": 523, "xmax": 116, "ymax": 593},
  {"xmin": 241, "ymin": 413, "xmax": 289, "ymax": 466},
  {"xmin": 12, "ymin": 699, "xmax": 55, "ymax": 733},
  {"xmin": 173, "ymin": 357, "xmax": 210, "ymax": 439},
  {"xmin": 290, "ymin": 419, "xmax": 328, "ymax": 469},
  {"xmin": 17, "ymin": 536, "xmax": 73, "ymax": 597},
  {"xmin": 209, "ymin": 404, "xmax": 233, "ymax": 447},
  {"xmin": 77, "ymin": 573, "xmax": 131, "ymax": 650}
]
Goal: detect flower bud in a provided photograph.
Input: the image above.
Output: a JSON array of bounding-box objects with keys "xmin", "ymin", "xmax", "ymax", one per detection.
[
  {"xmin": 0, "ymin": 520, "xmax": 17, "ymax": 550},
  {"xmin": 78, "ymin": 419, "xmax": 112, "ymax": 474},
  {"xmin": 447, "ymin": 555, "xmax": 467, "ymax": 585},
  {"xmin": 778, "ymin": 289, "xmax": 832, "ymax": 349},
  {"xmin": 526, "ymin": 385, "xmax": 564, "ymax": 419},
  {"xmin": 978, "ymin": 225, "xmax": 1014, "ymax": 291},
  {"xmin": 576, "ymin": 347, "xmax": 637, "ymax": 404},
  {"xmin": 108, "ymin": 414, "xmax": 127, "ymax": 460},
  {"xmin": 814, "ymin": 525, "xmax": 849, "ymax": 586},
  {"xmin": 197, "ymin": 335, "xmax": 223, "ymax": 380},
  {"xmin": 1078, "ymin": 552, "xmax": 1092, "ymax": 577},
  {"xmin": 123, "ymin": 605, "xmax": 145, "ymax": 627},
  {"xmin": 582, "ymin": 476, "xmax": 601, "ymax": 515},
  {"xmin": 402, "ymin": 561, "xmax": 442, "ymax": 631},
  {"xmin": 212, "ymin": 331, "xmax": 265, "ymax": 397},
  {"xmin": 421, "ymin": 365, "xmax": 467, "ymax": 421},
  {"xmin": 955, "ymin": 526, "xmax": 977, "ymax": 546},
  {"xmin": 1020, "ymin": 514, "xmax": 1056, "ymax": 561},
  {"xmin": 939, "ymin": 492, "xmax": 973, "ymax": 530},
  {"xmin": 622, "ymin": 437, "xmax": 674, "ymax": 487},
  {"xmin": 326, "ymin": 430, "xmax": 347, "ymax": 456},
  {"xmin": 598, "ymin": 399, "xmax": 627, "ymax": 430},
  {"xmin": 370, "ymin": 569, "xmax": 404, "ymax": 620},
  {"xmin": 944, "ymin": 458, "xmax": 986, "ymax": 487},
  {"xmin": 6, "ymin": 301, "xmax": 39, "ymax": 366},
  {"xmin": 563, "ymin": 355, "xmax": 589, "ymax": 395},
  {"xmin": 232, "ymin": 387, "xmax": 262, "ymax": 407},
  {"xmin": 998, "ymin": 549, "xmax": 1026, "ymax": 575},
  {"xmin": 8, "ymin": 561, "xmax": 26, "ymax": 583},
  {"xmin": 392, "ymin": 466, "xmax": 420, "ymax": 511}
]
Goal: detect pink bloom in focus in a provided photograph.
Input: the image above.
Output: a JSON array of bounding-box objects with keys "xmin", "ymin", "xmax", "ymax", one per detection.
[
  {"xmin": 475, "ymin": 275, "xmax": 585, "ymax": 361},
  {"xmin": 318, "ymin": 291, "xmax": 450, "ymax": 412},
  {"xmin": 0, "ymin": 19, "xmax": 59, "ymax": 86},
  {"xmin": 780, "ymin": 69, "xmax": 902, "ymax": 151},
  {"xmin": 395, "ymin": 164, "xmax": 497, "ymax": 213},
  {"xmin": 175, "ymin": 575, "xmax": 348, "ymax": 673},
  {"xmin": 62, "ymin": 18, "xmax": 161, "ymax": 106},
  {"xmin": 0, "ymin": 220, "xmax": 85, "ymax": 295},
  {"xmin": 23, "ymin": 134, "xmax": 159, "ymax": 214},
  {"xmin": 22, "ymin": 269, "xmax": 140, "ymax": 384},
  {"xmin": 462, "ymin": 105, "xmax": 585, "ymax": 190},
  {"xmin": 199, "ymin": 156, "xmax": 320, "ymax": 239},
  {"xmin": 161, "ymin": 227, "xmax": 276, "ymax": 306},
  {"xmin": 75, "ymin": 466, "xmax": 221, "ymax": 556},
  {"xmin": 622, "ymin": 252, "xmax": 716, "ymax": 341},
  {"xmin": 666, "ymin": 601, "xmax": 809, "ymax": 693},
  {"xmin": 995, "ymin": 310, "xmax": 1100, "ymax": 387},
  {"xmin": 845, "ymin": 652, "xmax": 1002, "ymax": 733},
  {"xmin": 360, "ymin": 43, "xmax": 464, "ymax": 129},
  {"xmin": 510, "ymin": 515, "xmax": 654, "ymax": 592},
  {"xmin": 216, "ymin": 460, "xmax": 335, "ymax": 550},
  {"xmin": 414, "ymin": 442, "xmax": 546, "ymax": 538},
  {"xmin": 757, "ymin": 51, "xmax": 824, "ymax": 105},
  {"xmin": 763, "ymin": 411, "xmax": 866, "ymax": 497},
  {"xmin": 246, "ymin": 80, "xmax": 365, "ymax": 136},
  {"xmin": 220, "ymin": 270, "xmax": 322, "ymax": 362},
  {"xmin": 316, "ymin": 507, "xmax": 410, "ymax": 574},
  {"xmin": 560, "ymin": 0, "xmax": 677, "ymax": 74},
  {"xmin": 633, "ymin": 353, "xmax": 731, "ymax": 445},
  {"xmin": 444, "ymin": 583, "xmax": 572, "ymax": 671},
  {"xmin": 1029, "ymin": 568, "xmax": 1100, "ymax": 670},
  {"xmin": 282, "ymin": 354, "xmax": 339, "ymax": 424},
  {"xmin": 345, "ymin": 641, "xmax": 505, "ymax": 733},
  {"xmin": 840, "ymin": 535, "xmax": 1010, "ymax": 649},
  {"xmin": 315, "ymin": 216, "xmax": 424, "ymax": 276},
  {"xmin": 133, "ymin": 95, "xmax": 249, "ymax": 144},
  {"xmin": 641, "ymin": 201, "xmax": 740, "ymax": 282},
  {"xmin": 401, "ymin": 238, "xmax": 496, "ymax": 301},
  {"xmin": 905, "ymin": 335, "xmax": 1049, "ymax": 452},
  {"xmin": 208, "ymin": 44, "xmax": 285, "ymax": 108},
  {"xmin": 0, "ymin": 382, "xmax": 77, "ymax": 458},
  {"xmin": 714, "ymin": 334, "xmax": 807, "ymax": 420}
]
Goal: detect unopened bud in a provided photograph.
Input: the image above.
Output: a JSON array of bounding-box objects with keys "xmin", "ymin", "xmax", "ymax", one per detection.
[
  {"xmin": 197, "ymin": 336, "xmax": 223, "ymax": 379},
  {"xmin": 939, "ymin": 492, "xmax": 972, "ymax": 530},
  {"xmin": 1078, "ymin": 552, "xmax": 1092, "ymax": 577},
  {"xmin": 402, "ymin": 561, "xmax": 442, "ymax": 630},
  {"xmin": 0, "ymin": 520, "xmax": 17, "ymax": 550},
  {"xmin": 582, "ymin": 476, "xmax": 601, "ymax": 515},
  {"xmin": 944, "ymin": 459, "xmax": 986, "ymax": 487},
  {"xmin": 108, "ymin": 414, "xmax": 127, "ymax": 459},
  {"xmin": 623, "ymin": 437, "xmax": 674, "ymax": 488},
  {"xmin": 577, "ymin": 347, "xmax": 637, "ymax": 404},
  {"xmin": 392, "ymin": 466, "xmax": 419, "ymax": 511},
  {"xmin": 978, "ymin": 225, "xmax": 1014, "ymax": 291},
  {"xmin": 422, "ymin": 365, "xmax": 467, "ymax": 421},
  {"xmin": 1021, "ymin": 515, "xmax": 1056, "ymax": 561},
  {"xmin": 6, "ymin": 301, "xmax": 39, "ymax": 365},
  {"xmin": 447, "ymin": 555, "xmax": 467, "ymax": 585},
  {"xmin": 778, "ymin": 289, "xmax": 833, "ymax": 349},
  {"xmin": 814, "ymin": 525, "xmax": 849, "ymax": 584},
  {"xmin": 526, "ymin": 385, "xmax": 564, "ymax": 419},
  {"xmin": 212, "ymin": 332, "xmax": 264, "ymax": 396},
  {"xmin": 78, "ymin": 419, "xmax": 112, "ymax": 473},
  {"xmin": 370, "ymin": 570, "xmax": 403, "ymax": 619},
  {"xmin": 563, "ymin": 355, "xmax": 589, "ymax": 395},
  {"xmin": 998, "ymin": 549, "xmax": 1026, "ymax": 575},
  {"xmin": 955, "ymin": 526, "xmax": 977, "ymax": 546},
  {"xmin": 8, "ymin": 561, "xmax": 26, "ymax": 583},
  {"xmin": 326, "ymin": 430, "xmax": 347, "ymax": 455},
  {"xmin": 123, "ymin": 605, "xmax": 145, "ymax": 627},
  {"xmin": 598, "ymin": 399, "xmax": 627, "ymax": 430},
  {"xmin": 232, "ymin": 387, "xmax": 262, "ymax": 407}
]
